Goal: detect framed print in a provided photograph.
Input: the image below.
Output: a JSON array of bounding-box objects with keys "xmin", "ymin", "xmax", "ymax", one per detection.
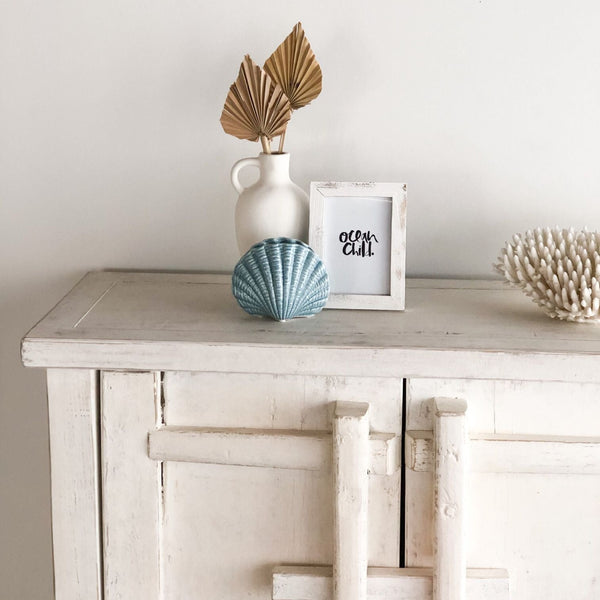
[{"xmin": 309, "ymin": 182, "xmax": 407, "ymax": 310}]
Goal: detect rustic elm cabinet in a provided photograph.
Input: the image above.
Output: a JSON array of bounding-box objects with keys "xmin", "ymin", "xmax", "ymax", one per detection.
[{"xmin": 21, "ymin": 272, "xmax": 600, "ymax": 600}]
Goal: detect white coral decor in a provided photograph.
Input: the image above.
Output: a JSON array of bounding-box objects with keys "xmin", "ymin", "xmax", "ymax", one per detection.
[{"xmin": 495, "ymin": 227, "xmax": 600, "ymax": 323}]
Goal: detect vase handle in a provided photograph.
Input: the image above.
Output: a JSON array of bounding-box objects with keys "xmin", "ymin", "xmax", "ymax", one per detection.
[{"xmin": 230, "ymin": 157, "xmax": 261, "ymax": 194}]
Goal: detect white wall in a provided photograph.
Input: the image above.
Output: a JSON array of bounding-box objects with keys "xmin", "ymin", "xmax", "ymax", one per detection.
[{"xmin": 2, "ymin": 1, "xmax": 600, "ymax": 596}]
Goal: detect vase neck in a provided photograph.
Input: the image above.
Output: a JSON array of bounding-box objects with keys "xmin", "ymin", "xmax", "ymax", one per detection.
[{"xmin": 258, "ymin": 153, "xmax": 291, "ymax": 184}]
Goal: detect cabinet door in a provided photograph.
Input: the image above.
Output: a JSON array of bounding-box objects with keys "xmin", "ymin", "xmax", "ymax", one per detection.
[
  {"xmin": 101, "ymin": 370, "xmax": 403, "ymax": 599},
  {"xmin": 405, "ymin": 378, "xmax": 600, "ymax": 600}
]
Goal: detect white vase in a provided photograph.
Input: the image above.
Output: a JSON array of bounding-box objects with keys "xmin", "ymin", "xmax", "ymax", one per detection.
[{"xmin": 230, "ymin": 152, "xmax": 309, "ymax": 255}]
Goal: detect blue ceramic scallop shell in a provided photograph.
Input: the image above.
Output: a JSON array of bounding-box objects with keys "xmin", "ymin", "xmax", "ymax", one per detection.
[{"xmin": 232, "ymin": 238, "xmax": 329, "ymax": 321}]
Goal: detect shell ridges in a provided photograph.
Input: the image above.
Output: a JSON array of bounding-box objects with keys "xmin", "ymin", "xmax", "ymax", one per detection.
[{"xmin": 232, "ymin": 238, "xmax": 329, "ymax": 321}]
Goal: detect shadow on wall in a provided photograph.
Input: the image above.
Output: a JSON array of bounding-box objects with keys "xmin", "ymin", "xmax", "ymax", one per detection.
[{"xmin": 0, "ymin": 271, "xmax": 89, "ymax": 600}]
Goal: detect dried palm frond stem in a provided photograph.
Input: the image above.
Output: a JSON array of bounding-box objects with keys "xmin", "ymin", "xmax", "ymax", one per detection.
[
  {"xmin": 220, "ymin": 55, "xmax": 291, "ymax": 154},
  {"xmin": 264, "ymin": 22, "xmax": 322, "ymax": 151}
]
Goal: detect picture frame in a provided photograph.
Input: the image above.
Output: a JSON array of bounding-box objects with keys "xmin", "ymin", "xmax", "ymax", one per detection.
[{"xmin": 309, "ymin": 182, "xmax": 407, "ymax": 310}]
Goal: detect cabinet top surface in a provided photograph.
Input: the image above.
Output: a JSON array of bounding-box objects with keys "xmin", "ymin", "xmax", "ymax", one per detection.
[{"xmin": 21, "ymin": 271, "xmax": 600, "ymax": 382}]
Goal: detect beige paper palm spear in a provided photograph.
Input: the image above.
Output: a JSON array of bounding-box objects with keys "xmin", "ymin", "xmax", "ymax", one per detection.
[
  {"xmin": 220, "ymin": 55, "xmax": 291, "ymax": 154},
  {"xmin": 264, "ymin": 22, "xmax": 322, "ymax": 110},
  {"xmin": 264, "ymin": 22, "xmax": 322, "ymax": 150}
]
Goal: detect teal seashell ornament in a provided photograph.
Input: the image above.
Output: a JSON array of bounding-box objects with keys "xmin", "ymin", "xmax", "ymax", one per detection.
[{"xmin": 232, "ymin": 238, "xmax": 329, "ymax": 321}]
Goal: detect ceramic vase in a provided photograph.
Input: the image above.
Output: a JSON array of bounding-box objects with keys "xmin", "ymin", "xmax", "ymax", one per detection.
[{"xmin": 230, "ymin": 153, "xmax": 309, "ymax": 255}]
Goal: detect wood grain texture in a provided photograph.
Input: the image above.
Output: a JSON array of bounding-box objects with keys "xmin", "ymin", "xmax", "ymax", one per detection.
[
  {"xmin": 407, "ymin": 430, "xmax": 600, "ymax": 474},
  {"xmin": 405, "ymin": 379, "xmax": 600, "ymax": 599},
  {"xmin": 148, "ymin": 426, "xmax": 400, "ymax": 475},
  {"xmin": 161, "ymin": 461, "xmax": 334, "ymax": 599},
  {"xmin": 101, "ymin": 371, "xmax": 162, "ymax": 600},
  {"xmin": 25, "ymin": 272, "xmax": 600, "ymax": 600},
  {"xmin": 272, "ymin": 566, "xmax": 509, "ymax": 600},
  {"xmin": 46, "ymin": 369, "xmax": 102, "ymax": 600},
  {"xmin": 433, "ymin": 398, "xmax": 468, "ymax": 600},
  {"xmin": 163, "ymin": 371, "xmax": 402, "ymax": 568},
  {"xmin": 408, "ymin": 378, "xmax": 600, "ymax": 436},
  {"xmin": 158, "ymin": 370, "xmax": 402, "ymax": 597},
  {"xmin": 164, "ymin": 372, "xmax": 403, "ymax": 434},
  {"xmin": 21, "ymin": 272, "xmax": 600, "ymax": 382},
  {"xmin": 333, "ymin": 402, "xmax": 370, "ymax": 600}
]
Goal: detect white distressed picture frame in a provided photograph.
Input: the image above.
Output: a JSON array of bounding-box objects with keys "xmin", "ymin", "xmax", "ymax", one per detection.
[{"xmin": 309, "ymin": 182, "xmax": 407, "ymax": 310}]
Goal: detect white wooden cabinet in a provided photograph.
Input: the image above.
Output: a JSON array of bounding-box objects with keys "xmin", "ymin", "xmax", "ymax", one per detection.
[{"xmin": 22, "ymin": 272, "xmax": 600, "ymax": 600}]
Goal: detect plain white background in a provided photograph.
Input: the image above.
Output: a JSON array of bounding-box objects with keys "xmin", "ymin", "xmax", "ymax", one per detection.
[
  {"xmin": 323, "ymin": 195, "xmax": 392, "ymax": 295},
  {"xmin": 2, "ymin": 1, "xmax": 600, "ymax": 597}
]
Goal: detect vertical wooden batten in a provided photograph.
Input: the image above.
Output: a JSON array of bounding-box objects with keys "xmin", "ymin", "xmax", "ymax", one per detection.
[
  {"xmin": 333, "ymin": 401, "xmax": 370, "ymax": 600},
  {"xmin": 433, "ymin": 398, "xmax": 468, "ymax": 600},
  {"xmin": 46, "ymin": 369, "xmax": 103, "ymax": 600},
  {"xmin": 101, "ymin": 371, "xmax": 162, "ymax": 599}
]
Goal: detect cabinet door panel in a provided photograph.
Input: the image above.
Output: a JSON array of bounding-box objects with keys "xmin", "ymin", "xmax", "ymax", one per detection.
[
  {"xmin": 163, "ymin": 462, "xmax": 332, "ymax": 600},
  {"xmin": 407, "ymin": 469, "xmax": 600, "ymax": 599},
  {"xmin": 164, "ymin": 371, "xmax": 403, "ymax": 434},
  {"xmin": 406, "ymin": 378, "xmax": 600, "ymax": 600},
  {"xmin": 408, "ymin": 378, "xmax": 600, "ymax": 436},
  {"xmin": 163, "ymin": 372, "xmax": 403, "ymax": 597},
  {"xmin": 102, "ymin": 371, "xmax": 403, "ymax": 599}
]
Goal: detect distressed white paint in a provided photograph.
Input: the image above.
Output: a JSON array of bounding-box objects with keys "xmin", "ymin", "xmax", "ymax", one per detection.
[
  {"xmin": 150, "ymin": 377, "xmax": 400, "ymax": 598},
  {"xmin": 405, "ymin": 378, "xmax": 600, "ymax": 599},
  {"xmin": 467, "ymin": 472, "xmax": 600, "ymax": 599},
  {"xmin": 369, "ymin": 433, "xmax": 401, "ymax": 475},
  {"xmin": 272, "ymin": 566, "xmax": 509, "ymax": 600},
  {"xmin": 148, "ymin": 426, "xmax": 400, "ymax": 475},
  {"xmin": 407, "ymin": 430, "xmax": 600, "ymax": 474},
  {"xmin": 309, "ymin": 182, "xmax": 407, "ymax": 310},
  {"xmin": 408, "ymin": 378, "xmax": 600, "ymax": 437},
  {"xmin": 161, "ymin": 460, "xmax": 334, "ymax": 598},
  {"xmin": 433, "ymin": 398, "xmax": 468, "ymax": 600},
  {"xmin": 492, "ymin": 379, "xmax": 600, "ymax": 437},
  {"xmin": 164, "ymin": 371, "xmax": 403, "ymax": 434},
  {"xmin": 333, "ymin": 401, "xmax": 370, "ymax": 600},
  {"xmin": 160, "ymin": 370, "xmax": 403, "ymax": 571},
  {"xmin": 407, "ymin": 468, "xmax": 600, "ymax": 598},
  {"xmin": 46, "ymin": 369, "xmax": 102, "ymax": 600},
  {"xmin": 22, "ymin": 273, "xmax": 600, "ymax": 600},
  {"xmin": 407, "ymin": 379, "xmax": 495, "ymax": 433},
  {"xmin": 21, "ymin": 272, "xmax": 600, "ymax": 383},
  {"xmin": 155, "ymin": 373, "xmax": 400, "ymax": 598},
  {"xmin": 406, "ymin": 430, "xmax": 435, "ymax": 472},
  {"xmin": 101, "ymin": 371, "xmax": 162, "ymax": 599},
  {"xmin": 367, "ymin": 471, "xmax": 402, "ymax": 564},
  {"xmin": 149, "ymin": 426, "xmax": 330, "ymax": 470}
]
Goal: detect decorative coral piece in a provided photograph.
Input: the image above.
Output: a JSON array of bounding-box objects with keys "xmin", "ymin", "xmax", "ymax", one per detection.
[{"xmin": 495, "ymin": 227, "xmax": 600, "ymax": 322}]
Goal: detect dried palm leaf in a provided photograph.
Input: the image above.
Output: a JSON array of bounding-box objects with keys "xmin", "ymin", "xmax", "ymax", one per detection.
[
  {"xmin": 264, "ymin": 22, "xmax": 322, "ymax": 110},
  {"xmin": 220, "ymin": 55, "xmax": 291, "ymax": 153}
]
